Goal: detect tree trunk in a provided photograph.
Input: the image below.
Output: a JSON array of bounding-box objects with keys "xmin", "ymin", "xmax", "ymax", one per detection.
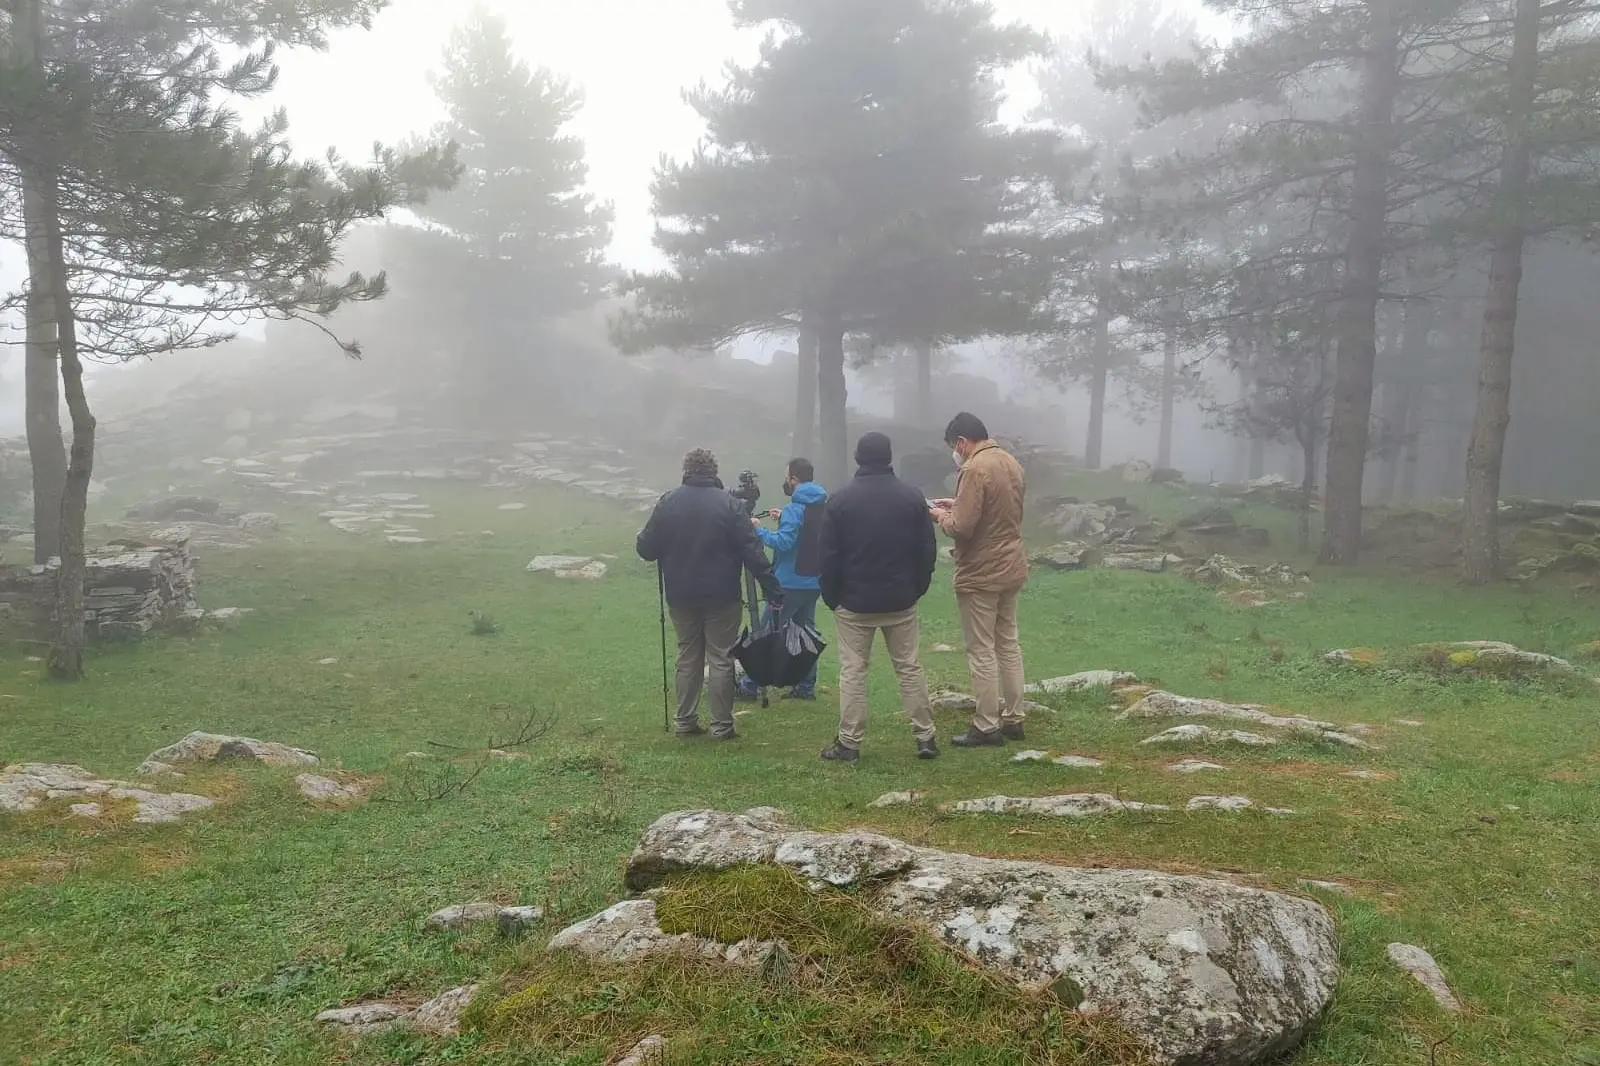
[
  {"xmin": 1320, "ymin": 5, "xmax": 1402, "ymax": 564},
  {"xmin": 914, "ymin": 340, "xmax": 932, "ymax": 429},
  {"xmin": 24, "ymin": 286, "xmax": 65, "ymax": 564},
  {"xmin": 41, "ymin": 174, "xmax": 95, "ymax": 680},
  {"xmin": 14, "ymin": 0, "xmax": 65, "ymax": 565},
  {"xmin": 815, "ymin": 316, "xmax": 849, "ymax": 493},
  {"xmin": 1084, "ymin": 248, "xmax": 1114, "ymax": 469},
  {"xmin": 792, "ymin": 321, "xmax": 817, "ymax": 460},
  {"xmin": 1299, "ymin": 430, "xmax": 1318, "ymax": 555},
  {"xmin": 1462, "ymin": 0, "xmax": 1539, "ymax": 585},
  {"xmin": 1157, "ymin": 321, "xmax": 1177, "ymax": 468}
]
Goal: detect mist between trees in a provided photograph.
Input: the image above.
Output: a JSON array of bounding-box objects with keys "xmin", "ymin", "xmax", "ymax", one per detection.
[{"xmin": 4, "ymin": 0, "xmax": 1599, "ymax": 676}]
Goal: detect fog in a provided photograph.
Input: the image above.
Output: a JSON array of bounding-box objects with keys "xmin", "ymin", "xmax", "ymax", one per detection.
[{"xmin": 7, "ymin": 0, "xmax": 1599, "ymax": 527}]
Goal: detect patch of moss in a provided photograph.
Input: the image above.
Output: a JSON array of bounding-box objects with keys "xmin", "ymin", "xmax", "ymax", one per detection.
[{"xmin": 484, "ymin": 866, "xmax": 1153, "ymax": 1065}]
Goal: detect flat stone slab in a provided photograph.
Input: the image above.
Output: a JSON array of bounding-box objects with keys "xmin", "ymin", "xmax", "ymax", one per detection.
[
  {"xmin": 1025, "ymin": 670, "xmax": 1138, "ymax": 694},
  {"xmin": 613, "ymin": 810, "xmax": 1339, "ymax": 1066},
  {"xmin": 1, "ymin": 763, "xmax": 214, "ymax": 824},
  {"xmin": 869, "ymin": 789, "xmax": 926, "ymax": 808},
  {"xmin": 1169, "ymin": 760, "xmax": 1230, "ymax": 773},
  {"xmin": 948, "ymin": 793, "xmax": 1171, "ymax": 817},
  {"xmin": 423, "ymin": 902, "xmax": 544, "ymax": 934},
  {"xmin": 1141, "ymin": 725, "xmax": 1279, "ymax": 747},
  {"xmin": 1123, "ymin": 692, "xmax": 1372, "ymax": 748},
  {"xmin": 526, "ymin": 555, "xmax": 607, "ymax": 579}
]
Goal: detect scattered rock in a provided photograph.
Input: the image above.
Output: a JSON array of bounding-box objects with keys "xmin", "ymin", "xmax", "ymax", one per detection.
[
  {"xmin": 1341, "ymin": 770, "xmax": 1391, "ymax": 781},
  {"xmin": 930, "ymin": 643, "xmax": 958, "ymax": 653},
  {"xmin": 295, "ymin": 773, "xmax": 368, "ymax": 805},
  {"xmin": 1123, "ymin": 691, "xmax": 1372, "ymax": 748},
  {"xmin": 1168, "ymin": 760, "xmax": 1230, "ymax": 774},
  {"xmin": 620, "ymin": 810, "xmax": 1339, "ymax": 1066},
  {"xmin": 548, "ymin": 898, "xmax": 780, "ymax": 966},
  {"xmin": 487, "ymin": 749, "xmax": 529, "ymax": 761},
  {"xmin": 527, "ymin": 555, "xmax": 607, "ymax": 579},
  {"xmin": 125, "ymin": 495, "xmax": 221, "ymax": 521},
  {"xmin": 0, "ymin": 763, "xmax": 214, "ymax": 823},
  {"xmin": 930, "ymin": 691, "xmax": 977, "ymax": 713},
  {"xmin": 1025, "ymin": 670, "xmax": 1137, "ymax": 695},
  {"xmin": 1323, "ymin": 648, "xmax": 1384, "ymax": 666},
  {"xmin": 207, "ymin": 606, "xmax": 253, "ymax": 626},
  {"xmin": 497, "ymin": 502, "xmax": 527, "ymax": 511},
  {"xmin": 743, "ymin": 806, "xmax": 787, "ymax": 823},
  {"xmin": 1141, "ymin": 725, "xmax": 1278, "ymax": 747},
  {"xmin": 613, "ymin": 1034, "xmax": 667, "ymax": 1066},
  {"xmin": 1394, "ymin": 719, "xmax": 1424, "ymax": 727},
  {"xmin": 412, "ymin": 984, "xmax": 478, "ymax": 1037},
  {"xmin": 1102, "ymin": 552, "xmax": 1185, "ymax": 572},
  {"xmin": 870, "ymin": 790, "xmax": 926, "ymax": 808},
  {"xmin": 1051, "ymin": 755, "xmax": 1105, "ymax": 768},
  {"xmin": 1031, "ymin": 543, "xmax": 1096, "ymax": 570},
  {"xmin": 1300, "ymin": 880, "xmax": 1352, "ymax": 895},
  {"xmin": 237, "ymin": 512, "xmax": 280, "ymax": 533},
  {"xmin": 136, "ymin": 731, "xmax": 318, "ymax": 775},
  {"xmin": 315, "ymin": 1002, "xmax": 412, "ymax": 1036},
  {"xmin": 949, "ymin": 793, "xmax": 1170, "ymax": 817},
  {"xmin": 1189, "ymin": 555, "xmax": 1309, "ymax": 588},
  {"xmin": 386, "ymin": 535, "xmax": 428, "ymax": 545},
  {"xmin": 1012, "ymin": 750, "xmax": 1049, "ymax": 763},
  {"xmin": 316, "ymin": 657, "xmax": 339, "ymax": 665},
  {"xmin": 1187, "ymin": 795, "xmax": 1255, "ymax": 812},
  {"xmin": 1386, "ymin": 943, "xmax": 1462, "ymax": 1011}
]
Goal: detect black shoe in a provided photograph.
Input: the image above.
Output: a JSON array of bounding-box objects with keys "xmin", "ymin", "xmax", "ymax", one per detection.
[
  {"xmin": 917, "ymin": 738, "xmax": 940, "ymax": 760},
  {"xmin": 677, "ymin": 724, "xmax": 707, "ymax": 738},
  {"xmin": 784, "ymin": 688, "xmax": 817, "ymax": 701},
  {"xmin": 1000, "ymin": 723, "xmax": 1026, "ymax": 742},
  {"xmin": 821, "ymin": 740, "xmax": 860, "ymax": 763},
  {"xmin": 712, "ymin": 729, "xmax": 739, "ymax": 741},
  {"xmin": 950, "ymin": 727, "xmax": 1005, "ymax": 748}
]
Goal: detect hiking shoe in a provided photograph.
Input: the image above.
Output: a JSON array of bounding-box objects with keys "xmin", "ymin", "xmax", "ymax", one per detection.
[
  {"xmin": 712, "ymin": 729, "xmax": 739, "ymax": 741},
  {"xmin": 820, "ymin": 740, "xmax": 860, "ymax": 763},
  {"xmin": 1000, "ymin": 723, "xmax": 1026, "ymax": 742},
  {"xmin": 784, "ymin": 687, "xmax": 817, "ymax": 701},
  {"xmin": 677, "ymin": 724, "xmax": 707, "ymax": 738},
  {"xmin": 950, "ymin": 727, "xmax": 1005, "ymax": 748},
  {"xmin": 917, "ymin": 737, "xmax": 940, "ymax": 760}
]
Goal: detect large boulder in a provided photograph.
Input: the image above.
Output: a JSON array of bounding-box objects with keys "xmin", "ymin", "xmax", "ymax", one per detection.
[{"xmin": 613, "ymin": 810, "xmax": 1338, "ymax": 1066}]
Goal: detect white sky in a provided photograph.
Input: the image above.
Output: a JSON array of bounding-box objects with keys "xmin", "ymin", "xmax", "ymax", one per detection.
[{"xmin": 263, "ymin": 0, "xmax": 1123, "ymax": 271}]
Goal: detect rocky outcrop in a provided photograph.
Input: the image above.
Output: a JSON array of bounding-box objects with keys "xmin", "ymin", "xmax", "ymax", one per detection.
[
  {"xmin": 605, "ymin": 811, "xmax": 1339, "ymax": 1066},
  {"xmin": 949, "ymin": 793, "xmax": 1169, "ymax": 817},
  {"xmin": 0, "ymin": 543, "xmax": 199, "ymax": 642},
  {"xmin": 0, "ymin": 763, "xmax": 214, "ymax": 824},
  {"xmin": 136, "ymin": 731, "xmax": 318, "ymax": 775},
  {"xmin": 548, "ymin": 898, "xmax": 780, "ymax": 967},
  {"xmin": 1141, "ymin": 725, "xmax": 1279, "ymax": 747}
]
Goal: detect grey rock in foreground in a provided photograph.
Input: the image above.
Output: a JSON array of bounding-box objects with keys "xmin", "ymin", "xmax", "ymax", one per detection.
[
  {"xmin": 137, "ymin": 731, "xmax": 318, "ymax": 775},
  {"xmin": 295, "ymin": 773, "xmax": 369, "ymax": 804},
  {"xmin": 1025, "ymin": 670, "xmax": 1137, "ymax": 694},
  {"xmin": 0, "ymin": 763, "xmax": 214, "ymax": 824},
  {"xmin": 613, "ymin": 810, "xmax": 1339, "ymax": 1066},
  {"xmin": 613, "ymin": 1034, "xmax": 666, "ymax": 1066},
  {"xmin": 548, "ymin": 898, "xmax": 778, "ymax": 966},
  {"xmin": 1386, "ymin": 943, "xmax": 1462, "ymax": 1011}
]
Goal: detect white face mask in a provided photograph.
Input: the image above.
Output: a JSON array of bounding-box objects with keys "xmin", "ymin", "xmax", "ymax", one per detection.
[{"xmin": 951, "ymin": 448, "xmax": 965, "ymax": 468}]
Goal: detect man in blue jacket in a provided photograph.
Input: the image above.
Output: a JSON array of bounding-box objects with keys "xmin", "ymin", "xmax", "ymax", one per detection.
[{"xmin": 738, "ymin": 457, "xmax": 827, "ymax": 700}]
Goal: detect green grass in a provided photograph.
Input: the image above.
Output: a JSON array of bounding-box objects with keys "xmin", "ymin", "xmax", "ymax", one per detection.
[{"xmin": 2, "ymin": 477, "xmax": 1599, "ymax": 1065}]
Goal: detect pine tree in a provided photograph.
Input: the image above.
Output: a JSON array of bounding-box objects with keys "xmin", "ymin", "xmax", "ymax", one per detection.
[
  {"xmin": 410, "ymin": 6, "xmax": 613, "ymax": 416},
  {"xmin": 0, "ymin": 0, "xmax": 458, "ymax": 677},
  {"xmin": 611, "ymin": 0, "xmax": 1055, "ymax": 489}
]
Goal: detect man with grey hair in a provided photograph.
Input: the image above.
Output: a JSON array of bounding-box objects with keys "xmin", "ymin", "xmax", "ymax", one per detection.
[{"xmin": 637, "ymin": 448, "xmax": 781, "ymax": 739}]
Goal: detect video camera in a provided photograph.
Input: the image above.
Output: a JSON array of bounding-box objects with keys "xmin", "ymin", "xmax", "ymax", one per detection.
[{"xmin": 730, "ymin": 469, "xmax": 761, "ymax": 517}]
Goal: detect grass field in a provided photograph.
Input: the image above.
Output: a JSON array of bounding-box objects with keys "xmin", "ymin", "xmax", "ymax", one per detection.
[{"xmin": 2, "ymin": 474, "xmax": 1599, "ymax": 1065}]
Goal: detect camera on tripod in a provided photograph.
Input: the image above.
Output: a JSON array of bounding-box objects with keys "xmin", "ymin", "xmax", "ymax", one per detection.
[{"xmin": 730, "ymin": 470, "xmax": 761, "ymax": 516}]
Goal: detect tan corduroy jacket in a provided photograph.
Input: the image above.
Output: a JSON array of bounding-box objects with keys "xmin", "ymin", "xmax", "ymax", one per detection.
[{"xmin": 938, "ymin": 440, "xmax": 1027, "ymax": 593}]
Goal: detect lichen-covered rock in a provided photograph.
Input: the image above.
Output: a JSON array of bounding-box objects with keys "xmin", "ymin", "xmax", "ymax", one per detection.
[
  {"xmin": 423, "ymin": 902, "xmax": 544, "ymax": 933},
  {"xmin": 623, "ymin": 809, "xmax": 782, "ymax": 892},
  {"xmin": 869, "ymin": 789, "xmax": 926, "ymax": 808},
  {"xmin": 1052, "ymin": 754, "xmax": 1105, "ymax": 768},
  {"xmin": 1123, "ymin": 692, "xmax": 1372, "ymax": 749},
  {"xmin": 948, "ymin": 794, "xmax": 1170, "ymax": 817},
  {"xmin": 773, "ymin": 830, "xmax": 917, "ymax": 886},
  {"xmin": 548, "ymin": 899, "xmax": 778, "ymax": 966},
  {"xmin": 315, "ymin": 1002, "xmax": 412, "ymax": 1036},
  {"xmin": 613, "ymin": 1034, "xmax": 666, "ymax": 1066},
  {"xmin": 295, "ymin": 773, "xmax": 369, "ymax": 805},
  {"xmin": 619, "ymin": 810, "xmax": 1338, "ymax": 1066},
  {"xmin": 136, "ymin": 731, "xmax": 317, "ymax": 775}
]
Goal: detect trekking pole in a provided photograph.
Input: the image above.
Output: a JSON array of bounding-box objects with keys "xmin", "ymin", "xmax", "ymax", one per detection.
[{"xmin": 657, "ymin": 564, "xmax": 670, "ymax": 733}]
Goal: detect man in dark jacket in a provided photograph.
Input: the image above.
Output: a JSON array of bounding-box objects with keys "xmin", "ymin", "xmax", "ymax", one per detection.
[
  {"xmin": 816, "ymin": 431, "xmax": 939, "ymax": 762},
  {"xmin": 637, "ymin": 448, "xmax": 780, "ymax": 739}
]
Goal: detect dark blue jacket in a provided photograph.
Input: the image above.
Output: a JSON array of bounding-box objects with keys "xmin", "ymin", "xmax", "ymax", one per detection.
[
  {"xmin": 637, "ymin": 475, "xmax": 780, "ymax": 610},
  {"xmin": 818, "ymin": 462, "xmax": 937, "ymax": 614}
]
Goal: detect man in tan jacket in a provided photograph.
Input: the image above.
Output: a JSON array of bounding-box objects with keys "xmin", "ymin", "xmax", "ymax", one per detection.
[{"xmin": 930, "ymin": 412, "xmax": 1028, "ymax": 747}]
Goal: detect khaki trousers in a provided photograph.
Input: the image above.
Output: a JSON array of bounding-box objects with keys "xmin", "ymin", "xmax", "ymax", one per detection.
[
  {"xmin": 956, "ymin": 587, "xmax": 1026, "ymax": 733},
  {"xmin": 833, "ymin": 606, "xmax": 936, "ymax": 748},
  {"xmin": 669, "ymin": 602, "xmax": 742, "ymax": 736}
]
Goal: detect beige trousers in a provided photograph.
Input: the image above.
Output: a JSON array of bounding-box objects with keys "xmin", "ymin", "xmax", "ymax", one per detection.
[
  {"xmin": 669, "ymin": 602, "xmax": 742, "ymax": 736},
  {"xmin": 833, "ymin": 606, "xmax": 936, "ymax": 748},
  {"xmin": 956, "ymin": 587, "xmax": 1026, "ymax": 732}
]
